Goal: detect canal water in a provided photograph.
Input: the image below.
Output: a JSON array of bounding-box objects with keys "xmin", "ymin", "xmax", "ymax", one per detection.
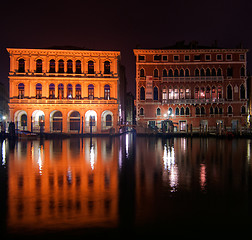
[{"xmin": 0, "ymin": 134, "xmax": 251, "ymax": 238}]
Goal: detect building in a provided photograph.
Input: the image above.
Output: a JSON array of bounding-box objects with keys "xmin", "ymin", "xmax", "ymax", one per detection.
[
  {"xmin": 7, "ymin": 47, "xmax": 121, "ymax": 133},
  {"xmin": 133, "ymin": 42, "xmax": 248, "ymax": 133},
  {"xmin": 0, "ymin": 82, "xmax": 9, "ymax": 121}
]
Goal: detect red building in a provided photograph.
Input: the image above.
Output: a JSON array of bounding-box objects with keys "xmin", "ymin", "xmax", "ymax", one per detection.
[{"xmin": 133, "ymin": 42, "xmax": 248, "ymax": 133}]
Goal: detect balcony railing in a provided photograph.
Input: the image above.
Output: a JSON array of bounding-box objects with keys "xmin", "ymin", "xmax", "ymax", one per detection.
[
  {"xmin": 162, "ymin": 98, "xmax": 224, "ymax": 104},
  {"xmin": 162, "ymin": 76, "xmax": 224, "ymax": 83}
]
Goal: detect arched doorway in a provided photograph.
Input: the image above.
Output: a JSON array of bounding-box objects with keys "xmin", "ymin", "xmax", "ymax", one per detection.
[
  {"xmin": 101, "ymin": 110, "xmax": 113, "ymax": 131},
  {"xmin": 85, "ymin": 110, "xmax": 97, "ymax": 133},
  {"xmin": 32, "ymin": 110, "xmax": 45, "ymax": 132},
  {"xmin": 50, "ymin": 110, "xmax": 63, "ymax": 132},
  {"xmin": 68, "ymin": 111, "xmax": 80, "ymax": 132},
  {"xmin": 14, "ymin": 110, "xmax": 28, "ymax": 130}
]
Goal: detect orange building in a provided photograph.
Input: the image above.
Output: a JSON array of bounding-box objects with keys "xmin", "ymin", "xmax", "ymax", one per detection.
[{"xmin": 7, "ymin": 47, "xmax": 121, "ymax": 133}]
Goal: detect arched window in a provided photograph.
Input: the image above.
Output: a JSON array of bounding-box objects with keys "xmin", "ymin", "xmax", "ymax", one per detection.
[
  {"xmin": 200, "ymin": 87, "xmax": 205, "ymax": 99},
  {"xmin": 219, "ymin": 107, "xmax": 223, "ymax": 114},
  {"xmin": 156, "ymin": 108, "xmax": 161, "ymax": 116},
  {"xmin": 215, "ymin": 107, "xmax": 218, "ymax": 114},
  {"xmin": 36, "ymin": 59, "xmax": 42, "ymax": 73},
  {"xmin": 106, "ymin": 114, "xmax": 112, "ymax": 126},
  {"xmin": 180, "ymin": 107, "xmax": 184, "ymax": 115},
  {"xmin": 168, "ymin": 107, "xmax": 173, "ymax": 116},
  {"xmin": 240, "ymin": 67, "xmax": 245, "ymax": 77},
  {"xmin": 18, "ymin": 83, "xmax": 24, "ymax": 99},
  {"xmin": 185, "ymin": 88, "xmax": 190, "ymax": 99},
  {"xmin": 206, "ymin": 86, "xmax": 211, "ymax": 99},
  {"xmin": 196, "ymin": 107, "xmax": 200, "ymax": 115},
  {"xmin": 69, "ymin": 111, "xmax": 81, "ymax": 131},
  {"xmin": 67, "ymin": 60, "xmax": 73, "ymax": 73},
  {"xmin": 241, "ymin": 106, "xmax": 246, "ymax": 114},
  {"xmin": 174, "ymin": 69, "xmax": 179, "ymax": 77},
  {"xmin": 163, "ymin": 69, "xmax": 167, "ymax": 77},
  {"xmin": 175, "ymin": 107, "xmax": 179, "ymax": 116},
  {"xmin": 206, "ymin": 68, "xmax": 211, "ymax": 76},
  {"xmin": 195, "ymin": 68, "xmax": 200, "ymax": 76},
  {"xmin": 58, "ymin": 60, "xmax": 64, "ymax": 73},
  {"xmin": 75, "ymin": 84, "xmax": 81, "ymax": 99},
  {"xmin": 174, "ymin": 87, "xmax": 179, "ymax": 99},
  {"xmin": 18, "ymin": 59, "xmax": 25, "ymax": 73},
  {"xmin": 154, "ymin": 69, "xmax": 159, "ymax": 78},
  {"xmin": 217, "ymin": 68, "xmax": 222, "ymax": 76},
  {"xmin": 180, "ymin": 69, "xmax": 184, "ymax": 77},
  {"xmin": 200, "ymin": 68, "xmax": 205, "ymax": 76},
  {"xmin": 228, "ymin": 106, "xmax": 233, "ymax": 114},
  {"xmin": 212, "ymin": 86, "xmax": 217, "ymax": 100},
  {"xmin": 76, "ymin": 60, "xmax": 81, "ymax": 74},
  {"xmin": 88, "ymin": 60, "xmax": 94, "ymax": 74},
  {"xmin": 49, "ymin": 83, "xmax": 55, "ymax": 99},
  {"xmin": 36, "ymin": 83, "xmax": 42, "ymax": 99},
  {"xmin": 153, "ymin": 86, "xmax": 158, "ymax": 100},
  {"xmin": 227, "ymin": 85, "xmax": 232, "ymax": 100},
  {"xmin": 212, "ymin": 68, "xmax": 216, "ymax": 76},
  {"xmin": 140, "ymin": 108, "xmax": 144, "ymax": 115},
  {"xmin": 218, "ymin": 86, "xmax": 222, "ymax": 99},
  {"xmin": 88, "ymin": 84, "xmax": 94, "ymax": 99},
  {"xmin": 240, "ymin": 84, "xmax": 245, "ymax": 99},
  {"xmin": 140, "ymin": 87, "xmax": 145, "ymax": 100},
  {"xmin": 104, "ymin": 84, "xmax": 110, "ymax": 100},
  {"xmin": 180, "ymin": 88, "xmax": 185, "ymax": 99},
  {"xmin": 185, "ymin": 69, "xmax": 190, "ymax": 77},
  {"xmin": 58, "ymin": 83, "xmax": 64, "ymax": 99},
  {"xmin": 67, "ymin": 84, "xmax": 73, "ymax": 99},
  {"xmin": 104, "ymin": 61, "xmax": 110, "ymax": 74},
  {"xmin": 52, "ymin": 111, "xmax": 63, "ymax": 131},
  {"xmin": 210, "ymin": 106, "xmax": 213, "ymax": 114},
  {"xmin": 168, "ymin": 69, "xmax": 173, "ymax": 77},
  {"xmin": 140, "ymin": 68, "xmax": 145, "ymax": 77},
  {"xmin": 185, "ymin": 107, "xmax": 190, "ymax": 115},
  {"xmin": 49, "ymin": 59, "xmax": 55, "ymax": 73},
  {"xmin": 168, "ymin": 87, "xmax": 173, "ymax": 99},
  {"xmin": 201, "ymin": 107, "xmax": 205, "ymax": 115},
  {"xmin": 162, "ymin": 88, "xmax": 167, "ymax": 101},
  {"xmin": 227, "ymin": 67, "xmax": 233, "ymax": 77},
  {"xmin": 194, "ymin": 87, "xmax": 199, "ymax": 99}
]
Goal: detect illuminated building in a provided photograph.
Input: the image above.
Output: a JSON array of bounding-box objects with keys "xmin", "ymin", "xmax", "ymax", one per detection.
[
  {"xmin": 133, "ymin": 42, "xmax": 248, "ymax": 132},
  {"xmin": 7, "ymin": 47, "xmax": 121, "ymax": 133}
]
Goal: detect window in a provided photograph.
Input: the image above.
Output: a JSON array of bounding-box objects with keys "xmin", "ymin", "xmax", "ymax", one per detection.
[
  {"xmin": 240, "ymin": 84, "xmax": 245, "ymax": 99},
  {"xmin": 36, "ymin": 59, "xmax": 42, "ymax": 73},
  {"xmin": 226, "ymin": 54, "xmax": 232, "ymax": 60},
  {"xmin": 154, "ymin": 69, "xmax": 159, "ymax": 78},
  {"xmin": 168, "ymin": 69, "xmax": 173, "ymax": 77},
  {"xmin": 210, "ymin": 107, "xmax": 213, "ymax": 115},
  {"xmin": 217, "ymin": 68, "xmax": 222, "ymax": 76},
  {"xmin": 67, "ymin": 84, "xmax": 73, "ymax": 99},
  {"xmin": 219, "ymin": 107, "xmax": 223, "ymax": 114},
  {"xmin": 140, "ymin": 68, "xmax": 145, "ymax": 77},
  {"xmin": 49, "ymin": 83, "xmax": 55, "ymax": 99},
  {"xmin": 104, "ymin": 84, "xmax": 110, "ymax": 100},
  {"xmin": 153, "ymin": 86, "xmax": 158, "ymax": 100},
  {"xmin": 162, "ymin": 89, "xmax": 167, "ymax": 101},
  {"xmin": 18, "ymin": 83, "xmax": 24, "ymax": 99},
  {"xmin": 201, "ymin": 107, "xmax": 205, "ymax": 115},
  {"xmin": 58, "ymin": 60, "xmax": 64, "ymax": 73},
  {"xmin": 154, "ymin": 55, "xmax": 161, "ymax": 61},
  {"xmin": 240, "ymin": 54, "xmax": 245, "ymax": 61},
  {"xmin": 214, "ymin": 107, "xmax": 218, "ymax": 114},
  {"xmin": 205, "ymin": 54, "xmax": 211, "ymax": 61},
  {"xmin": 218, "ymin": 86, "xmax": 222, "ymax": 99},
  {"xmin": 196, "ymin": 107, "xmax": 200, "ymax": 115},
  {"xmin": 104, "ymin": 61, "xmax": 110, "ymax": 74},
  {"xmin": 58, "ymin": 84, "xmax": 64, "ymax": 99},
  {"xmin": 194, "ymin": 55, "xmax": 201, "ymax": 61},
  {"xmin": 36, "ymin": 83, "xmax": 42, "ymax": 99},
  {"xmin": 175, "ymin": 107, "xmax": 179, "ymax": 116},
  {"xmin": 162, "ymin": 55, "xmax": 168, "ymax": 61},
  {"xmin": 227, "ymin": 85, "xmax": 232, "ymax": 100},
  {"xmin": 200, "ymin": 68, "xmax": 205, "ymax": 76},
  {"xmin": 180, "ymin": 69, "xmax": 184, "ymax": 77},
  {"xmin": 168, "ymin": 107, "xmax": 173, "ymax": 116},
  {"xmin": 180, "ymin": 88, "xmax": 185, "ymax": 99},
  {"xmin": 194, "ymin": 87, "xmax": 199, "ymax": 99},
  {"xmin": 18, "ymin": 59, "xmax": 25, "ymax": 73},
  {"xmin": 185, "ymin": 69, "xmax": 189, "ymax": 77},
  {"xmin": 173, "ymin": 55, "xmax": 179, "ymax": 61},
  {"xmin": 241, "ymin": 106, "xmax": 246, "ymax": 114},
  {"xmin": 76, "ymin": 60, "xmax": 82, "ymax": 74},
  {"xmin": 195, "ymin": 68, "xmax": 200, "ymax": 76},
  {"xmin": 240, "ymin": 67, "xmax": 245, "ymax": 77},
  {"xmin": 185, "ymin": 88, "xmax": 190, "ymax": 99},
  {"xmin": 227, "ymin": 67, "xmax": 233, "ymax": 77},
  {"xmin": 75, "ymin": 84, "xmax": 81, "ymax": 99},
  {"xmin": 206, "ymin": 68, "xmax": 211, "ymax": 76},
  {"xmin": 174, "ymin": 87, "xmax": 179, "ymax": 99},
  {"xmin": 88, "ymin": 84, "xmax": 94, "ymax": 99},
  {"xmin": 212, "ymin": 86, "xmax": 217, "ymax": 100},
  {"xmin": 138, "ymin": 55, "xmax": 145, "ymax": 61},
  {"xmin": 180, "ymin": 107, "xmax": 184, "ymax": 115},
  {"xmin": 140, "ymin": 87, "xmax": 145, "ymax": 100},
  {"xmin": 168, "ymin": 88, "xmax": 173, "ymax": 99},
  {"xmin": 174, "ymin": 69, "xmax": 179, "ymax": 77},
  {"xmin": 49, "ymin": 59, "xmax": 55, "ymax": 73},
  {"xmin": 212, "ymin": 68, "xmax": 216, "ymax": 76},
  {"xmin": 157, "ymin": 108, "xmax": 161, "ymax": 116},
  {"xmin": 106, "ymin": 114, "xmax": 112, "ymax": 126},
  {"xmin": 184, "ymin": 55, "xmax": 190, "ymax": 61},
  {"xmin": 185, "ymin": 107, "xmax": 190, "ymax": 115},
  {"xmin": 216, "ymin": 54, "xmax": 222, "ymax": 61},
  {"xmin": 162, "ymin": 69, "xmax": 167, "ymax": 77},
  {"xmin": 206, "ymin": 86, "xmax": 210, "ymax": 99},
  {"xmin": 228, "ymin": 106, "xmax": 233, "ymax": 114},
  {"xmin": 140, "ymin": 108, "xmax": 144, "ymax": 115},
  {"xmin": 67, "ymin": 60, "xmax": 73, "ymax": 73},
  {"xmin": 88, "ymin": 60, "xmax": 94, "ymax": 74},
  {"xmin": 200, "ymin": 87, "xmax": 205, "ymax": 99}
]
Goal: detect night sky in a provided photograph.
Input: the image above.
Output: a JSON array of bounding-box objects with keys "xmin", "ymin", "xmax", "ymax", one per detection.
[{"xmin": 1, "ymin": 0, "xmax": 252, "ymax": 94}]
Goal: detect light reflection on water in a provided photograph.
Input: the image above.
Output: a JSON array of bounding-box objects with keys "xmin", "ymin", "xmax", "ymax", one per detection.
[{"xmin": 0, "ymin": 135, "xmax": 251, "ymax": 237}]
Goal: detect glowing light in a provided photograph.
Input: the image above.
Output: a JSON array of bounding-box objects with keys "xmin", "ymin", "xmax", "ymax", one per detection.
[
  {"xmin": 90, "ymin": 145, "xmax": 95, "ymax": 170},
  {"xmin": 2, "ymin": 116, "xmax": 6, "ymax": 120},
  {"xmin": 247, "ymin": 140, "xmax": 251, "ymax": 164},
  {"xmin": 2, "ymin": 140, "xmax": 6, "ymax": 165},
  {"xmin": 200, "ymin": 164, "xmax": 207, "ymax": 192},
  {"xmin": 37, "ymin": 146, "xmax": 43, "ymax": 175},
  {"xmin": 164, "ymin": 113, "xmax": 167, "ymax": 118},
  {"xmin": 125, "ymin": 133, "xmax": 129, "ymax": 158}
]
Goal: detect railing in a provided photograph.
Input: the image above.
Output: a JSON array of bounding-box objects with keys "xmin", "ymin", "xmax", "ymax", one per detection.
[
  {"xmin": 162, "ymin": 98, "xmax": 224, "ymax": 104},
  {"xmin": 162, "ymin": 76, "xmax": 224, "ymax": 83},
  {"xmin": 10, "ymin": 98, "xmax": 118, "ymax": 104}
]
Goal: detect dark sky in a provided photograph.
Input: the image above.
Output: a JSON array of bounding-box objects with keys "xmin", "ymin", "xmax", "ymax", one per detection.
[{"xmin": 1, "ymin": 0, "xmax": 252, "ymax": 94}]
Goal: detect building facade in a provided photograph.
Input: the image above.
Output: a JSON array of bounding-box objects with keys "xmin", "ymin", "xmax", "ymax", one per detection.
[
  {"xmin": 7, "ymin": 48, "xmax": 121, "ymax": 133},
  {"xmin": 134, "ymin": 43, "xmax": 248, "ymax": 132}
]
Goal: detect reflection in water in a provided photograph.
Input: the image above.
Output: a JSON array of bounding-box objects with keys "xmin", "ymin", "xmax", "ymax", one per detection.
[{"xmin": 2, "ymin": 135, "xmax": 252, "ymax": 237}]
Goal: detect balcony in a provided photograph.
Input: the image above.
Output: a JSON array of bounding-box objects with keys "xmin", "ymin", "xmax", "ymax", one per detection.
[
  {"xmin": 162, "ymin": 98, "xmax": 224, "ymax": 105},
  {"xmin": 162, "ymin": 76, "xmax": 224, "ymax": 83}
]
